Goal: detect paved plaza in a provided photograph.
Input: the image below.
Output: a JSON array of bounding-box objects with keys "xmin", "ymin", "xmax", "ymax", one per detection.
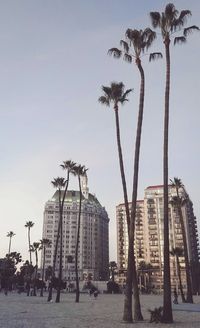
[{"xmin": 0, "ymin": 292, "xmax": 200, "ymax": 328}]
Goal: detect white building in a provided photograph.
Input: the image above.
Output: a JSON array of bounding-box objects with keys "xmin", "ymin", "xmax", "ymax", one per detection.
[
  {"xmin": 116, "ymin": 185, "xmax": 200, "ymax": 291},
  {"xmin": 42, "ymin": 177, "xmax": 109, "ymax": 281}
]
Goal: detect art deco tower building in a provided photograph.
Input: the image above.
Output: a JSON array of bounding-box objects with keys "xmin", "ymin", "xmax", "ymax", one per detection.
[{"xmin": 42, "ymin": 177, "xmax": 109, "ymax": 281}]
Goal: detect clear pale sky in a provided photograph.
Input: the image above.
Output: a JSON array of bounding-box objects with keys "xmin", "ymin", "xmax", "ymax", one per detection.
[{"xmin": 0, "ymin": 0, "xmax": 199, "ymax": 262}]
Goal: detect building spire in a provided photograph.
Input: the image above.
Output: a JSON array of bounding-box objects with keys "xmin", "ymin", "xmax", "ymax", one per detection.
[{"xmin": 81, "ymin": 175, "xmax": 89, "ymax": 199}]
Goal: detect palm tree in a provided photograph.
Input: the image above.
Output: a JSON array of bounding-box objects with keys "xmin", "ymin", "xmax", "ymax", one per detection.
[
  {"xmin": 30, "ymin": 241, "xmax": 40, "ymax": 296},
  {"xmin": 25, "ymin": 221, "xmax": 34, "ymax": 264},
  {"xmin": 7, "ymin": 231, "xmax": 15, "ymax": 254},
  {"xmin": 170, "ymin": 177, "xmax": 193, "ymax": 303},
  {"xmin": 150, "ymin": 4, "xmax": 199, "ymax": 322},
  {"xmin": 99, "ymin": 82, "xmax": 135, "ymax": 320},
  {"xmin": 40, "ymin": 238, "xmax": 52, "ymax": 296},
  {"xmin": 108, "ymin": 28, "xmax": 157, "ymax": 322},
  {"xmin": 73, "ymin": 164, "xmax": 88, "ymax": 303},
  {"xmin": 170, "ymin": 247, "xmax": 186, "ymax": 303},
  {"xmin": 47, "ymin": 177, "xmax": 66, "ymax": 302},
  {"xmin": 52, "ymin": 177, "xmax": 66, "ymax": 303}
]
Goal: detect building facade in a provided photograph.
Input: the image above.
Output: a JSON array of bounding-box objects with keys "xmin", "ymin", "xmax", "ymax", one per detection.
[
  {"xmin": 42, "ymin": 177, "xmax": 109, "ymax": 281},
  {"xmin": 116, "ymin": 185, "xmax": 200, "ymax": 291}
]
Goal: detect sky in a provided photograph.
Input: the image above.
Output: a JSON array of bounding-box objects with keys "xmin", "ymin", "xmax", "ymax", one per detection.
[{"xmin": 0, "ymin": 0, "xmax": 199, "ymax": 263}]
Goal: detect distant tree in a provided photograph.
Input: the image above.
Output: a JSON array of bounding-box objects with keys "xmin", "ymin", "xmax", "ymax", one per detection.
[
  {"xmin": 40, "ymin": 238, "xmax": 52, "ymax": 296},
  {"xmin": 73, "ymin": 164, "xmax": 88, "ymax": 303},
  {"xmin": 170, "ymin": 177, "xmax": 193, "ymax": 303},
  {"xmin": 25, "ymin": 221, "xmax": 35, "ymax": 264},
  {"xmin": 30, "ymin": 242, "xmax": 40, "ymax": 296},
  {"xmin": 7, "ymin": 231, "xmax": 16, "ymax": 254},
  {"xmin": 170, "ymin": 247, "xmax": 186, "ymax": 303},
  {"xmin": 47, "ymin": 177, "xmax": 66, "ymax": 302}
]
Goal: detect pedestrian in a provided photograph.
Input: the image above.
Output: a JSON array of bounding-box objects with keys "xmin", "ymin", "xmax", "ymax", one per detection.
[
  {"xmin": 173, "ymin": 287, "xmax": 178, "ymax": 304},
  {"xmin": 94, "ymin": 290, "xmax": 98, "ymax": 299}
]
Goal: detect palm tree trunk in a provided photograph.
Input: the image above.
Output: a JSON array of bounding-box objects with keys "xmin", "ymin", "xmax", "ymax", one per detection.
[
  {"xmin": 56, "ymin": 189, "xmax": 63, "ymax": 303},
  {"xmin": 33, "ymin": 251, "xmax": 38, "ymax": 296},
  {"xmin": 8, "ymin": 237, "xmax": 11, "ymax": 254},
  {"xmin": 129, "ymin": 58, "xmax": 145, "ymax": 321},
  {"xmin": 177, "ymin": 203, "xmax": 193, "ymax": 303},
  {"xmin": 162, "ymin": 38, "xmax": 173, "ymax": 323},
  {"xmin": 75, "ymin": 175, "xmax": 82, "ymax": 303},
  {"xmin": 40, "ymin": 246, "xmax": 46, "ymax": 297},
  {"xmin": 48, "ymin": 175, "xmax": 69, "ymax": 302},
  {"xmin": 123, "ymin": 241, "xmax": 133, "ymax": 322},
  {"xmin": 176, "ymin": 255, "xmax": 186, "ymax": 302},
  {"xmin": 114, "ymin": 105, "xmax": 133, "ymax": 322},
  {"xmin": 28, "ymin": 228, "xmax": 32, "ymax": 264}
]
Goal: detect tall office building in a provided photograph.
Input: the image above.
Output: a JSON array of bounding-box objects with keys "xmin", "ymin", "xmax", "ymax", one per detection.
[
  {"xmin": 116, "ymin": 185, "xmax": 199, "ymax": 291},
  {"xmin": 42, "ymin": 177, "xmax": 109, "ymax": 281}
]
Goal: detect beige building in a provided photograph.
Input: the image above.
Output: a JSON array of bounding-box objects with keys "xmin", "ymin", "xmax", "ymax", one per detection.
[
  {"xmin": 42, "ymin": 177, "xmax": 109, "ymax": 281},
  {"xmin": 116, "ymin": 185, "xmax": 199, "ymax": 291}
]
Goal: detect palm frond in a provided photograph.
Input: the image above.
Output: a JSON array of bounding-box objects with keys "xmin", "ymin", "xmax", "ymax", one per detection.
[
  {"xmin": 102, "ymin": 85, "xmax": 112, "ymax": 96},
  {"xmin": 98, "ymin": 96, "xmax": 110, "ymax": 106},
  {"xmin": 143, "ymin": 28, "xmax": 157, "ymax": 50},
  {"xmin": 120, "ymin": 40, "xmax": 129, "ymax": 53},
  {"xmin": 149, "ymin": 52, "xmax": 163, "ymax": 62},
  {"xmin": 119, "ymin": 88, "xmax": 133, "ymax": 103},
  {"xmin": 174, "ymin": 36, "xmax": 186, "ymax": 45},
  {"xmin": 178, "ymin": 10, "xmax": 191, "ymax": 25},
  {"xmin": 165, "ymin": 3, "xmax": 178, "ymax": 21},
  {"xmin": 126, "ymin": 28, "xmax": 140, "ymax": 42},
  {"xmin": 108, "ymin": 48, "xmax": 122, "ymax": 58},
  {"xmin": 123, "ymin": 53, "xmax": 132, "ymax": 63},
  {"xmin": 183, "ymin": 25, "xmax": 199, "ymax": 37},
  {"xmin": 150, "ymin": 12, "xmax": 161, "ymax": 28}
]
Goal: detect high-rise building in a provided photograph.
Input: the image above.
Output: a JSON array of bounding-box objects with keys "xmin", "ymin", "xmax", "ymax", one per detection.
[
  {"xmin": 116, "ymin": 185, "xmax": 200, "ymax": 291},
  {"xmin": 42, "ymin": 177, "xmax": 109, "ymax": 281}
]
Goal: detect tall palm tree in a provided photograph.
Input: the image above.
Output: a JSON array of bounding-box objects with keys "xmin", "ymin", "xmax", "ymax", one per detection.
[
  {"xmin": 7, "ymin": 231, "xmax": 15, "ymax": 254},
  {"xmin": 73, "ymin": 164, "xmax": 88, "ymax": 303},
  {"xmin": 47, "ymin": 177, "xmax": 66, "ymax": 302},
  {"xmin": 40, "ymin": 238, "xmax": 52, "ymax": 297},
  {"xmin": 30, "ymin": 241, "xmax": 40, "ymax": 296},
  {"xmin": 170, "ymin": 247, "xmax": 186, "ymax": 303},
  {"xmin": 99, "ymin": 82, "xmax": 135, "ymax": 320},
  {"xmin": 150, "ymin": 4, "xmax": 199, "ymax": 322},
  {"xmin": 25, "ymin": 221, "xmax": 35, "ymax": 264},
  {"xmin": 108, "ymin": 28, "xmax": 157, "ymax": 322},
  {"xmin": 170, "ymin": 177, "xmax": 193, "ymax": 303}
]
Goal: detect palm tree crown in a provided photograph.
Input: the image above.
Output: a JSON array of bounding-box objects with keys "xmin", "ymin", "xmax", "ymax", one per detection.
[
  {"xmin": 150, "ymin": 3, "xmax": 199, "ymax": 45},
  {"xmin": 25, "ymin": 221, "xmax": 34, "ymax": 229},
  {"xmin": 7, "ymin": 231, "xmax": 15, "ymax": 238},
  {"xmin": 108, "ymin": 28, "xmax": 158, "ymax": 64},
  {"xmin": 99, "ymin": 82, "xmax": 133, "ymax": 110},
  {"xmin": 51, "ymin": 177, "xmax": 66, "ymax": 190}
]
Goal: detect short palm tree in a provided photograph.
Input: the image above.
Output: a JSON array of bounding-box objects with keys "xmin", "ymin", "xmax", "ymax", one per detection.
[
  {"xmin": 25, "ymin": 221, "xmax": 34, "ymax": 264},
  {"xmin": 40, "ymin": 238, "xmax": 52, "ymax": 296},
  {"xmin": 170, "ymin": 247, "xmax": 185, "ymax": 303},
  {"xmin": 30, "ymin": 241, "xmax": 40, "ymax": 296},
  {"xmin": 7, "ymin": 231, "xmax": 15, "ymax": 254},
  {"xmin": 170, "ymin": 177, "xmax": 193, "ymax": 303},
  {"xmin": 108, "ymin": 28, "xmax": 158, "ymax": 322},
  {"xmin": 50, "ymin": 177, "xmax": 66, "ymax": 303},
  {"xmin": 73, "ymin": 164, "xmax": 88, "ymax": 303},
  {"xmin": 150, "ymin": 4, "xmax": 199, "ymax": 322}
]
